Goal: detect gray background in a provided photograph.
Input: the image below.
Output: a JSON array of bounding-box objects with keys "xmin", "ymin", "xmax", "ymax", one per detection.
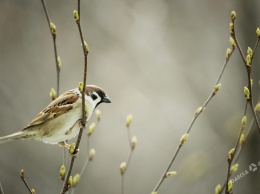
[{"xmin": 0, "ymin": 0, "xmax": 260, "ymax": 193}]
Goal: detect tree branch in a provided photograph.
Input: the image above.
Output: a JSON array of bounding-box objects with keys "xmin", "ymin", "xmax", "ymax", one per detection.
[{"xmin": 60, "ymin": 1, "xmax": 89, "ymax": 193}]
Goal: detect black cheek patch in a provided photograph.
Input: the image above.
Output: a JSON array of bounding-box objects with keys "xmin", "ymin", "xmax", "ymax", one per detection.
[{"xmin": 91, "ymin": 93, "xmax": 98, "ymax": 100}]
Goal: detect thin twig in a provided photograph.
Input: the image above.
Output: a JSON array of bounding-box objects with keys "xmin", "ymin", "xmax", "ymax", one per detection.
[
  {"xmin": 231, "ymin": 20, "xmax": 260, "ymax": 134},
  {"xmin": 60, "ymin": 1, "xmax": 88, "ymax": 193},
  {"xmin": 218, "ymin": 12, "xmax": 260, "ymax": 193},
  {"xmin": 79, "ymin": 137, "xmax": 91, "ymax": 177},
  {"xmin": 247, "ymin": 34, "xmax": 260, "ymax": 133},
  {"xmin": 219, "ymin": 115, "xmax": 256, "ymax": 193},
  {"xmin": 40, "ymin": 0, "xmax": 65, "ymax": 166},
  {"xmin": 219, "ymin": 91, "xmax": 260, "ymax": 193},
  {"xmin": 151, "ymin": 47, "xmax": 235, "ymax": 193},
  {"xmin": 40, "ymin": 0, "xmax": 60, "ymax": 95},
  {"xmin": 234, "ymin": 113, "xmax": 259, "ymax": 163},
  {"xmin": 0, "ymin": 182, "xmax": 4, "ymax": 194},
  {"xmin": 121, "ymin": 118, "xmax": 136, "ymax": 194},
  {"xmin": 20, "ymin": 170, "xmax": 33, "ymax": 194},
  {"xmin": 223, "ymin": 102, "xmax": 248, "ymax": 194}
]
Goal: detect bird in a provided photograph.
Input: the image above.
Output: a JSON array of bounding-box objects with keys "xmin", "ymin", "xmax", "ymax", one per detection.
[{"xmin": 0, "ymin": 85, "xmax": 111, "ymax": 148}]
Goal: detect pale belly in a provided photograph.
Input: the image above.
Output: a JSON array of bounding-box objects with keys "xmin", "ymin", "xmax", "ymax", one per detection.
[
  {"xmin": 31, "ymin": 99, "xmax": 94, "ymax": 144},
  {"xmin": 40, "ymin": 107, "xmax": 82, "ymax": 144}
]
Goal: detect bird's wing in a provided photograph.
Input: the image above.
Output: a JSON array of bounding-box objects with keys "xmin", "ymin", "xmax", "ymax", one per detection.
[{"xmin": 23, "ymin": 91, "xmax": 80, "ymax": 130}]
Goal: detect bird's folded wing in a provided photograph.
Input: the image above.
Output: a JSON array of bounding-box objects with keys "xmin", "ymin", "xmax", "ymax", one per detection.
[{"xmin": 23, "ymin": 91, "xmax": 79, "ymax": 130}]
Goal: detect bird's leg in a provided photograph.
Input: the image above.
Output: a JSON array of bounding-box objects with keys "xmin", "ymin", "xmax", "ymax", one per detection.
[
  {"xmin": 58, "ymin": 141, "xmax": 71, "ymax": 149},
  {"xmin": 58, "ymin": 141, "xmax": 79, "ymax": 157}
]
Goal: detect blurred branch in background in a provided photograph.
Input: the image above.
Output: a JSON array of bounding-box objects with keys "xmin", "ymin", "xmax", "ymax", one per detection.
[
  {"xmin": 120, "ymin": 114, "xmax": 137, "ymax": 194},
  {"xmin": 214, "ymin": 11, "xmax": 260, "ymax": 194},
  {"xmin": 151, "ymin": 22, "xmax": 236, "ymax": 194},
  {"xmin": 40, "ymin": 0, "xmax": 60, "ymax": 96},
  {"xmin": 70, "ymin": 110, "xmax": 101, "ymax": 194},
  {"xmin": 0, "ymin": 182, "xmax": 4, "ymax": 194},
  {"xmin": 20, "ymin": 169, "xmax": 35, "ymax": 194}
]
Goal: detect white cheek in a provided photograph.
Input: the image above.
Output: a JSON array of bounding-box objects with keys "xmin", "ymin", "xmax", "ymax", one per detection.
[{"xmin": 85, "ymin": 95, "xmax": 101, "ymax": 121}]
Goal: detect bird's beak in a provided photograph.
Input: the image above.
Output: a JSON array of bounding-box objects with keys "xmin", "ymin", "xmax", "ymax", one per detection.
[{"xmin": 102, "ymin": 96, "xmax": 111, "ymax": 103}]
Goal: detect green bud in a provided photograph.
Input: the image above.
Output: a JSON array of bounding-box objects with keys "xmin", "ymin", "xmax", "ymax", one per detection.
[
  {"xmin": 59, "ymin": 164, "xmax": 66, "ymax": 181},
  {"xmin": 72, "ymin": 174, "xmax": 80, "ymax": 187},
  {"xmin": 131, "ymin": 136, "xmax": 137, "ymax": 150},
  {"xmin": 57, "ymin": 56, "xmax": 61, "ymax": 69},
  {"xmin": 89, "ymin": 148, "xmax": 96, "ymax": 161},
  {"xmin": 247, "ymin": 47, "xmax": 253, "ymax": 56},
  {"xmin": 87, "ymin": 123, "xmax": 96, "ymax": 136},
  {"xmin": 255, "ymin": 103, "xmax": 260, "ymax": 112},
  {"xmin": 73, "ymin": 10, "xmax": 79, "ymax": 21},
  {"xmin": 195, "ymin": 107, "xmax": 204, "ymax": 114},
  {"xmin": 226, "ymin": 48, "xmax": 231, "ymax": 58},
  {"xmin": 256, "ymin": 27, "xmax": 260, "ymax": 38},
  {"xmin": 239, "ymin": 134, "xmax": 245, "ymax": 145},
  {"xmin": 120, "ymin": 162, "xmax": 127, "ymax": 175},
  {"xmin": 213, "ymin": 83, "xmax": 221, "ymax": 95},
  {"xmin": 31, "ymin": 189, "xmax": 36, "ymax": 194},
  {"xmin": 246, "ymin": 54, "xmax": 251, "ymax": 66},
  {"xmin": 241, "ymin": 116, "xmax": 247, "ymax": 129},
  {"xmin": 166, "ymin": 171, "xmax": 177, "ymax": 177},
  {"xmin": 85, "ymin": 104, "xmax": 89, "ymax": 118},
  {"xmin": 228, "ymin": 180, "xmax": 233, "ymax": 192},
  {"xmin": 69, "ymin": 143, "xmax": 75, "ymax": 154},
  {"xmin": 230, "ymin": 163, "xmax": 239, "ymax": 173},
  {"xmin": 78, "ymin": 82, "xmax": 83, "ymax": 91},
  {"xmin": 95, "ymin": 109, "xmax": 101, "ymax": 121},
  {"xmin": 20, "ymin": 169, "xmax": 25, "ymax": 179},
  {"xmin": 229, "ymin": 37, "xmax": 236, "ymax": 48},
  {"xmin": 244, "ymin": 86, "xmax": 250, "ymax": 100},
  {"xmin": 84, "ymin": 41, "xmax": 90, "ymax": 54},
  {"xmin": 228, "ymin": 148, "xmax": 235, "ymax": 161},
  {"xmin": 215, "ymin": 184, "xmax": 221, "ymax": 194},
  {"xmin": 50, "ymin": 22, "xmax": 56, "ymax": 36},
  {"xmin": 126, "ymin": 114, "xmax": 133, "ymax": 128},
  {"xmin": 68, "ymin": 176, "xmax": 73, "ymax": 188},
  {"xmin": 180, "ymin": 133, "xmax": 189, "ymax": 145},
  {"xmin": 231, "ymin": 11, "xmax": 236, "ymax": 21},
  {"xmin": 50, "ymin": 88, "xmax": 57, "ymax": 101},
  {"xmin": 229, "ymin": 22, "xmax": 234, "ymax": 35}
]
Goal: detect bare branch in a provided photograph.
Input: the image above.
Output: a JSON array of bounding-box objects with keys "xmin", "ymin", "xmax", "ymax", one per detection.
[
  {"xmin": 151, "ymin": 46, "xmax": 235, "ymax": 193},
  {"xmin": 60, "ymin": 1, "xmax": 89, "ymax": 193}
]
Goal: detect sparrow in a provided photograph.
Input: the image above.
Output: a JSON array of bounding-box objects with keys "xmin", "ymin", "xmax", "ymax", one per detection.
[{"xmin": 0, "ymin": 85, "xmax": 111, "ymax": 148}]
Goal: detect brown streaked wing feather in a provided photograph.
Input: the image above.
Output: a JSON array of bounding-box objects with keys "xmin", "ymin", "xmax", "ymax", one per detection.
[{"xmin": 23, "ymin": 91, "xmax": 79, "ymax": 130}]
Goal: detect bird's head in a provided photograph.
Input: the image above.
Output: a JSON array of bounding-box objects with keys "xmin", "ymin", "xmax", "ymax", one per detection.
[{"xmin": 85, "ymin": 85, "xmax": 111, "ymax": 108}]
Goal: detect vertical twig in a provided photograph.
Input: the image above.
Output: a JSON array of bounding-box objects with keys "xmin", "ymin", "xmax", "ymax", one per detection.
[
  {"xmin": 121, "ymin": 115, "xmax": 136, "ymax": 194},
  {"xmin": 230, "ymin": 12, "xmax": 260, "ymax": 134},
  {"xmin": 71, "ymin": 118, "xmax": 99, "ymax": 194},
  {"xmin": 224, "ymin": 102, "xmax": 248, "ymax": 194},
  {"xmin": 79, "ymin": 121, "xmax": 98, "ymax": 177},
  {"xmin": 0, "ymin": 182, "xmax": 4, "ymax": 194},
  {"xmin": 215, "ymin": 11, "xmax": 260, "ymax": 194},
  {"xmin": 40, "ymin": 0, "xmax": 65, "ymax": 165},
  {"xmin": 40, "ymin": 0, "xmax": 60, "ymax": 95},
  {"xmin": 60, "ymin": 1, "xmax": 89, "ymax": 193}
]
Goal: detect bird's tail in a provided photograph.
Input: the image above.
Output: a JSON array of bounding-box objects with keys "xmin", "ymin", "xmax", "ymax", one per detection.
[{"xmin": 0, "ymin": 131, "xmax": 26, "ymax": 144}]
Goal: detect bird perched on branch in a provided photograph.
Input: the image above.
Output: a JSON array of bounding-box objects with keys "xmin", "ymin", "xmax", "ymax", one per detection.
[{"xmin": 0, "ymin": 85, "xmax": 111, "ymax": 148}]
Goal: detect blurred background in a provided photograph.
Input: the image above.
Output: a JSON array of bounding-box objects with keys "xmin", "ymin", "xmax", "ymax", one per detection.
[{"xmin": 0, "ymin": 0, "xmax": 260, "ymax": 193}]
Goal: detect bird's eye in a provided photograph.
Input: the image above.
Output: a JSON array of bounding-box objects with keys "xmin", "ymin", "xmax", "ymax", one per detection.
[{"xmin": 90, "ymin": 93, "xmax": 98, "ymax": 100}]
